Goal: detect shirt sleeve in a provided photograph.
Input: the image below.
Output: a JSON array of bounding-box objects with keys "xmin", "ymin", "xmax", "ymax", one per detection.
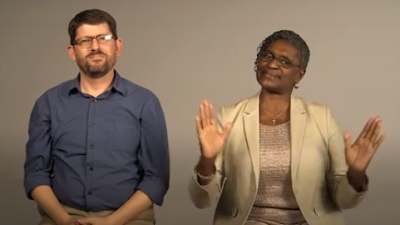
[
  {"xmin": 23, "ymin": 94, "xmax": 53, "ymax": 200},
  {"xmin": 137, "ymin": 97, "xmax": 170, "ymax": 206}
]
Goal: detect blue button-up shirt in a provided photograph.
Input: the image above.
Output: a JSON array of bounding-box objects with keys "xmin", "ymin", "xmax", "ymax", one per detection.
[{"xmin": 23, "ymin": 71, "xmax": 170, "ymax": 211}]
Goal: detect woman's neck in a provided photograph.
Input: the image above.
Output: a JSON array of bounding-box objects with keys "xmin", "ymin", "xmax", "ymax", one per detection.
[{"xmin": 259, "ymin": 89, "xmax": 291, "ymax": 115}]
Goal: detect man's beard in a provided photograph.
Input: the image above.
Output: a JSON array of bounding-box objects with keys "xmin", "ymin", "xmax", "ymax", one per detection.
[{"xmin": 77, "ymin": 51, "xmax": 115, "ymax": 79}]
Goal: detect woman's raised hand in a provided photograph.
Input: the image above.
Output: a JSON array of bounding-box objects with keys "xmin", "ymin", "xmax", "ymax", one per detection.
[
  {"xmin": 344, "ymin": 116, "xmax": 386, "ymax": 173},
  {"xmin": 195, "ymin": 100, "xmax": 232, "ymax": 159}
]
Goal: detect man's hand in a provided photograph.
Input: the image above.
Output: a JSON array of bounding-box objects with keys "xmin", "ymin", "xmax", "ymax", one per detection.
[
  {"xmin": 77, "ymin": 217, "xmax": 114, "ymax": 225},
  {"xmin": 59, "ymin": 217, "xmax": 79, "ymax": 225}
]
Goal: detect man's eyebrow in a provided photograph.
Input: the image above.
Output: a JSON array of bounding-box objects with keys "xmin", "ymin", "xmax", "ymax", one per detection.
[{"xmin": 77, "ymin": 34, "xmax": 109, "ymax": 39}]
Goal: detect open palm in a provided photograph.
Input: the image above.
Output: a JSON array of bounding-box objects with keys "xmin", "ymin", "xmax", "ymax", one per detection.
[
  {"xmin": 344, "ymin": 116, "xmax": 385, "ymax": 172},
  {"xmin": 195, "ymin": 100, "xmax": 232, "ymax": 159}
]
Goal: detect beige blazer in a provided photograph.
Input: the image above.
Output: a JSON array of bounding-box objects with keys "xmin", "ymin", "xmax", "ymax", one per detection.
[{"xmin": 188, "ymin": 93, "xmax": 368, "ymax": 225}]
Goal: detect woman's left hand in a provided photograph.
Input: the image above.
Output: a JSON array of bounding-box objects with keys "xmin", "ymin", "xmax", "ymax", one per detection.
[{"xmin": 344, "ymin": 116, "xmax": 386, "ymax": 173}]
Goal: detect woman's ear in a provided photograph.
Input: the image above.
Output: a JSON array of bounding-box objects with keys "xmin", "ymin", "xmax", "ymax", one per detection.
[{"xmin": 295, "ymin": 69, "xmax": 306, "ymax": 83}]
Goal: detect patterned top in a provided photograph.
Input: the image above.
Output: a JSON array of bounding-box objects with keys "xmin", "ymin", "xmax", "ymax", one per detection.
[{"xmin": 247, "ymin": 122, "xmax": 307, "ymax": 225}]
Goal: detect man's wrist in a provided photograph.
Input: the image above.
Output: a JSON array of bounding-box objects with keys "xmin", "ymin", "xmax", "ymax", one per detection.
[
  {"xmin": 106, "ymin": 214, "xmax": 122, "ymax": 225},
  {"xmin": 56, "ymin": 215, "xmax": 74, "ymax": 225},
  {"xmin": 46, "ymin": 210, "xmax": 71, "ymax": 225}
]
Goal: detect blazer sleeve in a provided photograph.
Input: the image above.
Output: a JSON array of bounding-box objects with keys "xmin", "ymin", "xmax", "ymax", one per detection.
[
  {"xmin": 188, "ymin": 107, "xmax": 227, "ymax": 209},
  {"xmin": 325, "ymin": 106, "xmax": 369, "ymax": 209}
]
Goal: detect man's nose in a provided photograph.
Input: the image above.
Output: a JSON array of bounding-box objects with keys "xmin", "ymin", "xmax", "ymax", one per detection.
[{"xmin": 90, "ymin": 39, "xmax": 100, "ymax": 50}]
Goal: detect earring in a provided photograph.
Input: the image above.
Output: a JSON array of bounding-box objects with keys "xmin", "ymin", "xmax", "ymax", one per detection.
[{"xmin": 294, "ymin": 82, "xmax": 300, "ymax": 89}]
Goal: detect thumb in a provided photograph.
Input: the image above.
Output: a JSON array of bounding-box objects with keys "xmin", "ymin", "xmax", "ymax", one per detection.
[
  {"xmin": 343, "ymin": 131, "xmax": 352, "ymax": 152},
  {"xmin": 220, "ymin": 122, "xmax": 233, "ymax": 140}
]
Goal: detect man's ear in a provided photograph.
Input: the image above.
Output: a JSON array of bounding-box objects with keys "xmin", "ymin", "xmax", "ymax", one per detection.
[
  {"xmin": 67, "ymin": 45, "xmax": 76, "ymax": 62},
  {"xmin": 115, "ymin": 38, "xmax": 123, "ymax": 56}
]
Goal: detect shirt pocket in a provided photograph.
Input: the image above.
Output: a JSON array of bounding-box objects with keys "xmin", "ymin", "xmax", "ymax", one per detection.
[{"xmin": 107, "ymin": 118, "xmax": 140, "ymax": 152}]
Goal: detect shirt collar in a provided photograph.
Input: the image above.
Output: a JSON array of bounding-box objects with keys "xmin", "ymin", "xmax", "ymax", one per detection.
[{"xmin": 67, "ymin": 70, "xmax": 127, "ymax": 96}]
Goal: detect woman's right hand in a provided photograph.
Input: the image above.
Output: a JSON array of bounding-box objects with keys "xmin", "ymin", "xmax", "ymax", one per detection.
[{"xmin": 195, "ymin": 100, "xmax": 232, "ymax": 159}]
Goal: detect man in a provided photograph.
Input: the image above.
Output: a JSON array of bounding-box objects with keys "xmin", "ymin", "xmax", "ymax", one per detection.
[{"xmin": 23, "ymin": 9, "xmax": 170, "ymax": 225}]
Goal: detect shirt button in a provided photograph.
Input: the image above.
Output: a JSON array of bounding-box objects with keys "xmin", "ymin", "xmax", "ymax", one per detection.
[
  {"xmin": 90, "ymin": 144, "xmax": 95, "ymax": 149},
  {"xmin": 89, "ymin": 167, "xmax": 93, "ymax": 171},
  {"xmin": 88, "ymin": 191, "xmax": 92, "ymax": 195},
  {"xmin": 94, "ymin": 99, "xmax": 98, "ymax": 102},
  {"xmin": 92, "ymin": 121, "xmax": 96, "ymax": 126}
]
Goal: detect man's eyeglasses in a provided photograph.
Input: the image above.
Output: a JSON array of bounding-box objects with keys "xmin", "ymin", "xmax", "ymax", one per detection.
[{"xmin": 73, "ymin": 34, "xmax": 114, "ymax": 48}]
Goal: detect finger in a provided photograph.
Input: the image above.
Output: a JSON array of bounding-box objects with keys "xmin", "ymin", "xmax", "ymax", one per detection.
[
  {"xmin": 76, "ymin": 219, "xmax": 88, "ymax": 224},
  {"xmin": 195, "ymin": 116, "xmax": 202, "ymax": 135},
  {"xmin": 373, "ymin": 133, "xmax": 386, "ymax": 150},
  {"xmin": 203, "ymin": 100, "xmax": 211, "ymax": 126},
  {"xmin": 199, "ymin": 104, "xmax": 207, "ymax": 128},
  {"xmin": 78, "ymin": 218, "xmax": 94, "ymax": 224},
  {"xmin": 201, "ymin": 100, "xmax": 210, "ymax": 126},
  {"xmin": 358, "ymin": 118, "xmax": 373, "ymax": 140},
  {"xmin": 343, "ymin": 131, "xmax": 352, "ymax": 152},
  {"xmin": 369, "ymin": 118, "xmax": 382, "ymax": 142},
  {"xmin": 365, "ymin": 117, "xmax": 380, "ymax": 140},
  {"xmin": 209, "ymin": 103, "xmax": 216, "ymax": 125},
  {"xmin": 220, "ymin": 122, "xmax": 233, "ymax": 140}
]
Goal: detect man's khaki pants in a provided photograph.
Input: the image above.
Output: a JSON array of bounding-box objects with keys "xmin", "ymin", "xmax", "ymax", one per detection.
[{"xmin": 38, "ymin": 204, "xmax": 155, "ymax": 225}]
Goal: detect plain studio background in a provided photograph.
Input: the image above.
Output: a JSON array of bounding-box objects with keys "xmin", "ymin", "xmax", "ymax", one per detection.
[{"xmin": 0, "ymin": 1, "xmax": 399, "ymax": 225}]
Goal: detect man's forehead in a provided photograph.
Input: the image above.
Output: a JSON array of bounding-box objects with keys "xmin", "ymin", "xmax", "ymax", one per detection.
[{"xmin": 76, "ymin": 23, "xmax": 110, "ymax": 37}]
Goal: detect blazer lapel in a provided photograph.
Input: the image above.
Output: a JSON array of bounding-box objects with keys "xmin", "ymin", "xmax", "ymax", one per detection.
[
  {"xmin": 290, "ymin": 96, "xmax": 307, "ymax": 192},
  {"xmin": 242, "ymin": 94, "xmax": 307, "ymax": 189},
  {"xmin": 243, "ymin": 93, "xmax": 260, "ymax": 185}
]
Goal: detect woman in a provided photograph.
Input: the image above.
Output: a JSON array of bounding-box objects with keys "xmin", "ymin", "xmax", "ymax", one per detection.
[{"xmin": 188, "ymin": 30, "xmax": 385, "ymax": 225}]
